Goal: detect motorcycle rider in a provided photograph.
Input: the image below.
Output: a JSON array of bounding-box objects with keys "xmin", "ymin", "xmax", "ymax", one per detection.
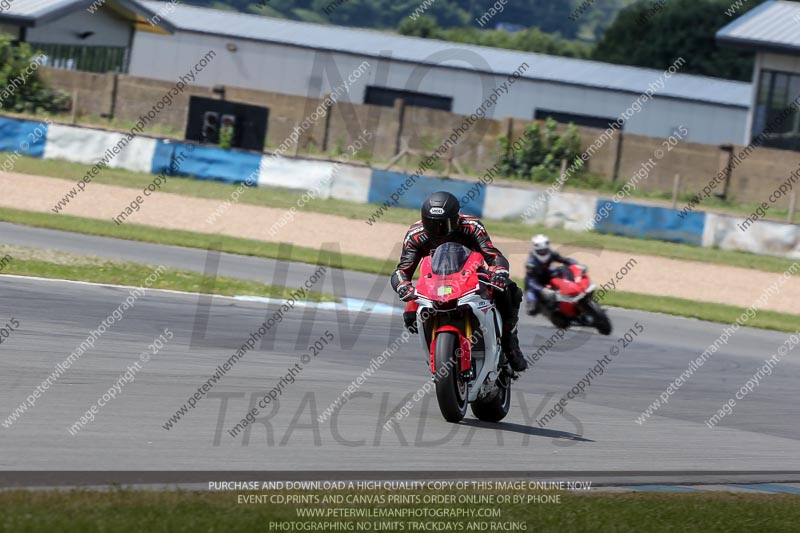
[
  {"xmin": 391, "ymin": 191, "xmax": 528, "ymax": 372},
  {"xmin": 525, "ymin": 234, "xmax": 581, "ymax": 316}
]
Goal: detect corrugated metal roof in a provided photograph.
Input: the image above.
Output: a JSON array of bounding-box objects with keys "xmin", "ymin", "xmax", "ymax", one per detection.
[
  {"xmin": 0, "ymin": 0, "xmax": 80, "ymax": 19},
  {"xmin": 0, "ymin": 0, "xmax": 173, "ymax": 32},
  {"xmin": 141, "ymin": 0, "xmax": 751, "ymax": 108},
  {"xmin": 717, "ymin": 0, "xmax": 800, "ymax": 53}
]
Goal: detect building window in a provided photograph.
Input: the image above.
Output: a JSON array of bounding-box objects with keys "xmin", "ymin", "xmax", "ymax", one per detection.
[
  {"xmin": 364, "ymin": 86, "xmax": 452, "ymax": 112},
  {"xmin": 32, "ymin": 43, "xmax": 128, "ymax": 73},
  {"xmin": 534, "ymin": 108, "xmax": 620, "ymax": 130},
  {"xmin": 751, "ymin": 69, "xmax": 800, "ymax": 151}
]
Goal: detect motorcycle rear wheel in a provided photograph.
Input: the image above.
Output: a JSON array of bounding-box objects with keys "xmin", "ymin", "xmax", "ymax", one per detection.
[
  {"xmin": 470, "ymin": 376, "xmax": 511, "ymax": 423},
  {"xmin": 433, "ymin": 331, "xmax": 468, "ymax": 423}
]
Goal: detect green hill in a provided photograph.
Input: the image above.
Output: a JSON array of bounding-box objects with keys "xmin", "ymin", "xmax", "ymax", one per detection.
[
  {"xmin": 160, "ymin": 0, "xmax": 781, "ymax": 80},
  {"xmin": 176, "ymin": 0, "xmax": 636, "ymax": 41}
]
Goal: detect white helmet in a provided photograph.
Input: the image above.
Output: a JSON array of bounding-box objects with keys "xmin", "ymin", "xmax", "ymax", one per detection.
[{"xmin": 531, "ymin": 234, "xmax": 552, "ymax": 263}]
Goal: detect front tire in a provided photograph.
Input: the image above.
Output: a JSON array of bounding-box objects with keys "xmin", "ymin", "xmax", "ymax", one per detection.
[
  {"xmin": 434, "ymin": 332, "xmax": 468, "ymax": 423},
  {"xmin": 587, "ymin": 300, "xmax": 612, "ymax": 335},
  {"xmin": 471, "ymin": 377, "xmax": 511, "ymax": 423},
  {"xmin": 548, "ymin": 312, "xmax": 571, "ymax": 330}
]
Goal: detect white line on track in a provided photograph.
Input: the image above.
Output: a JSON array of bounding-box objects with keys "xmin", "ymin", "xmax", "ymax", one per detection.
[{"xmin": 0, "ymin": 274, "xmax": 401, "ymax": 315}]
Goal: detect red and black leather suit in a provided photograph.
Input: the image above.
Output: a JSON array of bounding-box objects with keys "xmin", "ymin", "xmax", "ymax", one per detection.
[{"xmin": 390, "ymin": 215, "xmax": 522, "ymax": 330}]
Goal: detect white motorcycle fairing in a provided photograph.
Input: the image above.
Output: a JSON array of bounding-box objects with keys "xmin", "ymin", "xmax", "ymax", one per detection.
[{"xmin": 415, "ymin": 292, "xmax": 503, "ymax": 403}]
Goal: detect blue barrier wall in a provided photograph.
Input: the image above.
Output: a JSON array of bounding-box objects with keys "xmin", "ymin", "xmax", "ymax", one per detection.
[
  {"xmin": 150, "ymin": 140, "xmax": 261, "ymax": 184},
  {"xmin": 0, "ymin": 117, "xmax": 47, "ymax": 158},
  {"xmin": 0, "ymin": 115, "xmax": 795, "ymax": 257},
  {"xmin": 368, "ymin": 170, "xmax": 485, "ymax": 217},
  {"xmin": 594, "ymin": 199, "xmax": 706, "ymax": 245}
]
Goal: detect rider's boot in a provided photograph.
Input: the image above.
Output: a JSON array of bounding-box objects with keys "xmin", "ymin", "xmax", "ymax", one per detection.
[
  {"xmin": 502, "ymin": 323, "xmax": 528, "ymax": 372},
  {"xmin": 526, "ymin": 296, "xmax": 540, "ymax": 316}
]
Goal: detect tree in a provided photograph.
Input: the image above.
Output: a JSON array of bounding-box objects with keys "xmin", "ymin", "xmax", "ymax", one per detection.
[
  {"xmin": 498, "ymin": 119, "xmax": 583, "ymax": 182},
  {"xmin": 0, "ymin": 35, "xmax": 70, "ymax": 114},
  {"xmin": 398, "ymin": 15, "xmax": 439, "ymax": 38},
  {"xmin": 592, "ymin": 0, "xmax": 767, "ymax": 81},
  {"xmin": 179, "ymin": 0, "xmax": 579, "ymax": 35},
  {"xmin": 399, "ymin": 18, "xmax": 592, "ymax": 59}
]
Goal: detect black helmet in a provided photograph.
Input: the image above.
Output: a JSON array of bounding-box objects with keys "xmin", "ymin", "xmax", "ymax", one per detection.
[{"xmin": 421, "ymin": 191, "xmax": 460, "ymax": 239}]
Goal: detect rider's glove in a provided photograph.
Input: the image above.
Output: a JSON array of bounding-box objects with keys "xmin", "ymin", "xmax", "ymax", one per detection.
[
  {"xmin": 396, "ymin": 281, "xmax": 414, "ymax": 302},
  {"xmin": 490, "ymin": 268, "xmax": 509, "ymax": 290},
  {"xmin": 578, "ymin": 264, "xmax": 588, "ymax": 275}
]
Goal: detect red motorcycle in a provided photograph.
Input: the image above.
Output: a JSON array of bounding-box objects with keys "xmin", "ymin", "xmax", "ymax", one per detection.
[
  {"xmin": 532, "ymin": 264, "xmax": 612, "ymax": 335},
  {"xmin": 408, "ymin": 242, "xmax": 514, "ymax": 423}
]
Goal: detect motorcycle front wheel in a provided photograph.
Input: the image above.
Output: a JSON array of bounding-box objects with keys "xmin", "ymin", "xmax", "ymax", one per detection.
[
  {"xmin": 586, "ymin": 300, "xmax": 612, "ymax": 335},
  {"xmin": 471, "ymin": 376, "xmax": 511, "ymax": 423},
  {"xmin": 547, "ymin": 311, "xmax": 571, "ymax": 330},
  {"xmin": 433, "ymin": 331, "xmax": 468, "ymax": 423}
]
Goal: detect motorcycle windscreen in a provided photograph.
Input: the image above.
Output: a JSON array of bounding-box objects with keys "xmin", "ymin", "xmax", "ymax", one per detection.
[
  {"xmin": 426, "ymin": 243, "xmax": 474, "ymax": 302},
  {"xmin": 430, "ymin": 242, "xmax": 472, "ymax": 275}
]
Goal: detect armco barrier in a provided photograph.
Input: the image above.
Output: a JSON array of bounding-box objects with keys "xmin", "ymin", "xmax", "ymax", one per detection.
[
  {"xmin": 593, "ymin": 200, "xmax": 706, "ymax": 245},
  {"xmin": 0, "ymin": 117, "xmax": 48, "ymax": 157},
  {"xmin": 44, "ymin": 123, "xmax": 156, "ymax": 173},
  {"xmin": 483, "ymin": 185, "xmax": 545, "ymax": 222},
  {"xmin": 329, "ymin": 165, "xmax": 371, "ymax": 204},
  {"xmin": 152, "ymin": 140, "xmax": 260, "ymax": 184},
  {"xmin": 367, "ymin": 169, "xmax": 484, "ymax": 217},
  {"xmin": 258, "ymin": 156, "xmax": 336, "ymax": 198},
  {"xmin": 0, "ymin": 115, "xmax": 797, "ymax": 258},
  {"xmin": 545, "ymin": 191, "xmax": 599, "ymax": 232},
  {"xmin": 255, "ymin": 154, "xmax": 372, "ymax": 204},
  {"xmin": 703, "ymin": 212, "xmax": 800, "ymax": 259}
]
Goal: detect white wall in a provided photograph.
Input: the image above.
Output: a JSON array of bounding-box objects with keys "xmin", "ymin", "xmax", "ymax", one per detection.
[
  {"xmin": 129, "ymin": 30, "xmax": 749, "ymax": 145},
  {"xmin": 27, "ymin": 8, "xmax": 132, "ymax": 48},
  {"xmin": 760, "ymin": 51, "xmax": 800, "ymax": 73}
]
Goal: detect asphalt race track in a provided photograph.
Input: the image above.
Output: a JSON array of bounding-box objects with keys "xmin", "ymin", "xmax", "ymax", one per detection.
[{"xmin": 1, "ymin": 223, "xmax": 799, "ymax": 485}]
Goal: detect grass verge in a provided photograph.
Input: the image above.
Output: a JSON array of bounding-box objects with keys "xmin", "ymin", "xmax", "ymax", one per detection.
[
  {"xmin": 0, "ymin": 206, "xmax": 392, "ymax": 275},
  {"xmin": 598, "ymin": 290, "xmax": 798, "ymax": 333},
  {"xmin": 10, "ymin": 155, "xmax": 798, "ymax": 274},
  {"xmin": 0, "ymin": 489, "xmax": 797, "ymax": 532},
  {"xmin": 0, "ymin": 244, "xmax": 332, "ymax": 302},
  {"xmin": 1, "ymin": 207, "xmax": 798, "ymax": 332}
]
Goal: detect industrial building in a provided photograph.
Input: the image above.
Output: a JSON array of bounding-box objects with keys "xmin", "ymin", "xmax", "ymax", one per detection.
[
  {"xmin": 0, "ymin": 0, "xmax": 173, "ymax": 72},
  {"xmin": 0, "ymin": 0, "xmax": 756, "ymax": 145},
  {"xmin": 718, "ymin": 0, "xmax": 800, "ymax": 151},
  {"xmin": 129, "ymin": 0, "xmax": 752, "ymax": 145}
]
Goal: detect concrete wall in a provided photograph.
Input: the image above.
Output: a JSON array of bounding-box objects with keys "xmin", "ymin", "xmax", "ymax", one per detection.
[
  {"xmin": 114, "ymin": 74, "xmax": 211, "ymax": 133},
  {"xmin": 616, "ymin": 133, "xmax": 725, "ymax": 194},
  {"xmin": 326, "ymin": 99, "xmax": 401, "ymax": 162},
  {"xmin": 730, "ymin": 143, "xmax": 800, "ymax": 210},
  {"xmin": 38, "ymin": 68, "xmax": 116, "ymax": 118}
]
